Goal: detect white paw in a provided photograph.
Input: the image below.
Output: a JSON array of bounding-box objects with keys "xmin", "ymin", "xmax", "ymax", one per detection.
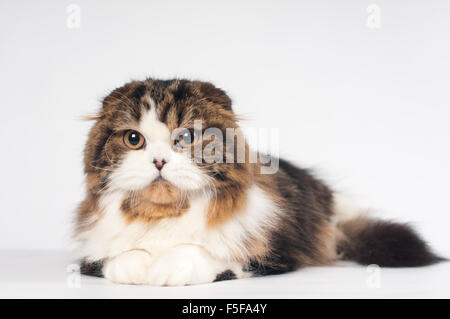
[
  {"xmin": 103, "ymin": 249, "xmax": 152, "ymax": 285},
  {"xmin": 146, "ymin": 245, "xmax": 224, "ymax": 286}
]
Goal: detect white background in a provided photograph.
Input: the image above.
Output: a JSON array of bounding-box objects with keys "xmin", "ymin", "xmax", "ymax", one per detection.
[{"xmin": 1, "ymin": 0, "xmax": 449, "ymax": 261}]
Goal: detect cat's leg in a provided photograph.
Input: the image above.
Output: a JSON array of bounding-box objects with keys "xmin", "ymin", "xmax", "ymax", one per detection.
[
  {"xmin": 146, "ymin": 244, "xmax": 245, "ymax": 286},
  {"xmin": 102, "ymin": 249, "xmax": 153, "ymax": 285}
]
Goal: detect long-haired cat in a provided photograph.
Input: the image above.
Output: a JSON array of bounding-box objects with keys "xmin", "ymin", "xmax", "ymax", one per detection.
[{"xmin": 75, "ymin": 78, "xmax": 443, "ymax": 285}]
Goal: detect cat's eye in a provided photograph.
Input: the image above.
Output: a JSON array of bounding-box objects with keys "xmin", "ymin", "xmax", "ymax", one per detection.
[
  {"xmin": 123, "ymin": 130, "xmax": 146, "ymax": 150},
  {"xmin": 174, "ymin": 129, "xmax": 197, "ymax": 148}
]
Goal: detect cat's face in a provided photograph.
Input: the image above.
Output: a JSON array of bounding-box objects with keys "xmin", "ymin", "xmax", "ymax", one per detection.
[{"xmin": 84, "ymin": 79, "xmax": 250, "ymax": 201}]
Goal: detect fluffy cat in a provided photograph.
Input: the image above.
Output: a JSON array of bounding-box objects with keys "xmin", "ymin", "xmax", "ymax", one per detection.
[{"xmin": 75, "ymin": 78, "xmax": 442, "ymax": 285}]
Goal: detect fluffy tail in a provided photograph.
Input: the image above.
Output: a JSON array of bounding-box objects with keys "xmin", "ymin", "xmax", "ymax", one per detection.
[{"xmin": 336, "ymin": 216, "xmax": 444, "ymax": 267}]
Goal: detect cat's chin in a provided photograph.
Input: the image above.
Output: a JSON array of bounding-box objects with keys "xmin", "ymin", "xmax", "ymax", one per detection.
[{"xmin": 144, "ymin": 178, "xmax": 183, "ymax": 205}]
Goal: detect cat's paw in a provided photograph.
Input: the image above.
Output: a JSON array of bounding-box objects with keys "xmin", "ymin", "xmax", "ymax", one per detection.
[
  {"xmin": 103, "ymin": 249, "xmax": 152, "ymax": 285},
  {"xmin": 146, "ymin": 245, "xmax": 223, "ymax": 286}
]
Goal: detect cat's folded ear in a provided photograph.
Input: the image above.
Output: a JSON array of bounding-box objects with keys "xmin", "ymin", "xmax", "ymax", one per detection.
[{"xmin": 192, "ymin": 81, "xmax": 232, "ymax": 111}]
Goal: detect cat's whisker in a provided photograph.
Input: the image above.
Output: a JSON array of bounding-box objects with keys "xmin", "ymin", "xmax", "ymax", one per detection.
[
  {"xmin": 131, "ymin": 189, "xmax": 140, "ymax": 210},
  {"xmin": 103, "ymin": 129, "xmax": 124, "ymax": 165},
  {"xmin": 95, "ymin": 179, "xmax": 113, "ymax": 194},
  {"xmin": 88, "ymin": 163, "xmax": 116, "ymax": 172},
  {"xmin": 110, "ymin": 91, "xmax": 142, "ymax": 117},
  {"xmin": 107, "ymin": 92, "xmax": 139, "ymax": 110}
]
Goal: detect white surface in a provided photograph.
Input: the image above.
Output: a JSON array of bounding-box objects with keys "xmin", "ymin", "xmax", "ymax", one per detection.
[
  {"xmin": 0, "ymin": 1, "xmax": 449, "ymax": 258},
  {"xmin": 0, "ymin": 250, "xmax": 449, "ymax": 299}
]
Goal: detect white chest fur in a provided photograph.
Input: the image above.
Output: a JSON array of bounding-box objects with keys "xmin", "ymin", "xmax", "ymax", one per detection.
[{"xmin": 75, "ymin": 185, "xmax": 279, "ymax": 263}]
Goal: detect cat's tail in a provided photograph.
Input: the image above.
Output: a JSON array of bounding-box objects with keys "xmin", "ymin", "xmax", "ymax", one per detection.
[{"xmin": 333, "ymin": 196, "xmax": 445, "ymax": 267}]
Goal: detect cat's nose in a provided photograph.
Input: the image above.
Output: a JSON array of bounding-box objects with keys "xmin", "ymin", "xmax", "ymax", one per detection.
[{"xmin": 153, "ymin": 159, "xmax": 166, "ymax": 171}]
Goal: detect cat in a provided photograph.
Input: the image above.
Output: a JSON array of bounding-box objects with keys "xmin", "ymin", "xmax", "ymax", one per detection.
[{"xmin": 75, "ymin": 78, "xmax": 443, "ymax": 285}]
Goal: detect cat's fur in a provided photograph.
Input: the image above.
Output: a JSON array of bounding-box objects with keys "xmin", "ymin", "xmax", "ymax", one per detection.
[{"xmin": 75, "ymin": 78, "xmax": 443, "ymax": 285}]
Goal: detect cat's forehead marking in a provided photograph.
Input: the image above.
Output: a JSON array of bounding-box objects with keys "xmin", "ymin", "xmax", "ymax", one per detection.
[
  {"xmin": 139, "ymin": 104, "xmax": 171, "ymax": 143},
  {"xmin": 141, "ymin": 93, "xmax": 156, "ymax": 110}
]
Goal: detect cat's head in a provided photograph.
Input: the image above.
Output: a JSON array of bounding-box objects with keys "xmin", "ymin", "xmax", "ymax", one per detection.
[{"xmin": 84, "ymin": 79, "xmax": 252, "ymax": 204}]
